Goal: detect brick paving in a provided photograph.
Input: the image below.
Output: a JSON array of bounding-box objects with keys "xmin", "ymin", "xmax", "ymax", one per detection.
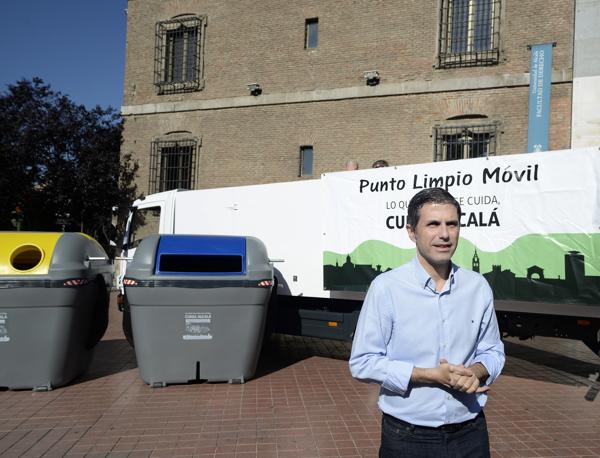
[{"xmin": 1, "ymin": 296, "xmax": 599, "ymax": 457}]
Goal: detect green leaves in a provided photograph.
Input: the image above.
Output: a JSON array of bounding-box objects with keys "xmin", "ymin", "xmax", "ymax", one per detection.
[{"xmin": 0, "ymin": 78, "xmax": 138, "ymax": 254}]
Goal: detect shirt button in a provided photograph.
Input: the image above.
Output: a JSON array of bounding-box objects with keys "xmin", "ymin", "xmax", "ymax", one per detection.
[{"xmin": 447, "ymin": 395, "xmax": 452, "ymax": 400}]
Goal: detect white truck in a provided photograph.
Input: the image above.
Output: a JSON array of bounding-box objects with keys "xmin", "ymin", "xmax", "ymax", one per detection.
[{"xmin": 119, "ymin": 147, "xmax": 600, "ymax": 354}]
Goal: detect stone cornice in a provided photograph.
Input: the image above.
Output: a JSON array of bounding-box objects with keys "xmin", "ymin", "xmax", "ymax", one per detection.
[{"xmin": 121, "ymin": 69, "xmax": 572, "ymax": 116}]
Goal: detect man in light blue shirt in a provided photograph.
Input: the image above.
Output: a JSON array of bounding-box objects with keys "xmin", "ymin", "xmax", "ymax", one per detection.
[{"xmin": 349, "ymin": 188, "xmax": 505, "ymax": 458}]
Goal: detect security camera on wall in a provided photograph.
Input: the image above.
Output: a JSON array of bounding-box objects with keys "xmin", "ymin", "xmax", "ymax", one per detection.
[
  {"xmin": 246, "ymin": 83, "xmax": 262, "ymax": 96},
  {"xmin": 363, "ymin": 70, "xmax": 380, "ymax": 86}
]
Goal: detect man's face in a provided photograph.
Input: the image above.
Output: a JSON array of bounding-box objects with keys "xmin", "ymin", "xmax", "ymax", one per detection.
[{"xmin": 407, "ymin": 202, "xmax": 460, "ymax": 271}]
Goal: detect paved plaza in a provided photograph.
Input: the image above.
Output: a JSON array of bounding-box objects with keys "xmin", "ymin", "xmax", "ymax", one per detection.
[{"xmin": 1, "ymin": 296, "xmax": 599, "ymax": 457}]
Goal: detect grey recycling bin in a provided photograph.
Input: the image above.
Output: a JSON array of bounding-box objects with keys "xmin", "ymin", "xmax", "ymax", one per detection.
[
  {"xmin": 0, "ymin": 232, "xmax": 113, "ymax": 390},
  {"xmin": 124, "ymin": 234, "xmax": 273, "ymax": 386}
]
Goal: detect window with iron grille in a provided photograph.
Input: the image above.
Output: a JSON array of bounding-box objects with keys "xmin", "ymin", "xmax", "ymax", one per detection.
[
  {"xmin": 299, "ymin": 145, "xmax": 314, "ymax": 177},
  {"xmin": 154, "ymin": 15, "xmax": 206, "ymax": 95},
  {"xmin": 438, "ymin": 0, "xmax": 501, "ymax": 68},
  {"xmin": 434, "ymin": 124, "xmax": 497, "ymax": 161},
  {"xmin": 149, "ymin": 139, "xmax": 198, "ymax": 193}
]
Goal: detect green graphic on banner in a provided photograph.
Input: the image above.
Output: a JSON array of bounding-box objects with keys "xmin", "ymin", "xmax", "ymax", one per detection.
[{"xmin": 323, "ymin": 233, "xmax": 600, "ymax": 304}]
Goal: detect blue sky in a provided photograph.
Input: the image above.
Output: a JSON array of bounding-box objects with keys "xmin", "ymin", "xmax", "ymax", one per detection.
[{"xmin": 0, "ymin": 1, "xmax": 128, "ymax": 110}]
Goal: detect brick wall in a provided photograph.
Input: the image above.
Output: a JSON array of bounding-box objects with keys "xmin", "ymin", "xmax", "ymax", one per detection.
[
  {"xmin": 122, "ymin": 0, "xmax": 575, "ymax": 195},
  {"xmin": 124, "ymin": 0, "xmax": 574, "ymax": 103},
  {"xmin": 122, "ymin": 83, "xmax": 572, "ymax": 195}
]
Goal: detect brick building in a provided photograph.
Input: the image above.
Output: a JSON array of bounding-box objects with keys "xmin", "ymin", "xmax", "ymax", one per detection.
[{"xmin": 121, "ymin": 0, "xmax": 580, "ymax": 195}]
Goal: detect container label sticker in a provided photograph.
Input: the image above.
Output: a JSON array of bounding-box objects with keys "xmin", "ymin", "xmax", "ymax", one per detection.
[
  {"xmin": 0, "ymin": 313, "xmax": 9, "ymax": 342},
  {"xmin": 183, "ymin": 312, "xmax": 212, "ymax": 340}
]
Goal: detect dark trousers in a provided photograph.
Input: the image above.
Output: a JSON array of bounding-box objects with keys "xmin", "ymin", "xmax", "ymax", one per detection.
[{"xmin": 379, "ymin": 412, "xmax": 491, "ymax": 458}]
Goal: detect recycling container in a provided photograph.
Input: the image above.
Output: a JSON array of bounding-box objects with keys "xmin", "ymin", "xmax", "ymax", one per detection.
[
  {"xmin": 124, "ymin": 234, "xmax": 273, "ymax": 386},
  {"xmin": 0, "ymin": 232, "xmax": 113, "ymax": 390}
]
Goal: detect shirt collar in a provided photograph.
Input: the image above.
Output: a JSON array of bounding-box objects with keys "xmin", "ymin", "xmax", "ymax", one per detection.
[{"xmin": 412, "ymin": 256, "xmax": 459, "ymax": 291}]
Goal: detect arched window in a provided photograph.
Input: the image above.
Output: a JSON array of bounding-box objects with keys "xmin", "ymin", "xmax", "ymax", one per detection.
[
  {"xmin": 433, "ymin": 116, "xmax": 498, "ymax": 161},
  {"xmin": 154, "ymin": 14, "xmax": 207, "ymax": 94},
  {"xmin": 149, "ymin": 132, "xmax": 200, "ymax": 192}
]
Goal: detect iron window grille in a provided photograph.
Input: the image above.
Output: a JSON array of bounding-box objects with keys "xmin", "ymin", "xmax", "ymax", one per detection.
[
  {"xmin": 299, "ymin": 145, "xmax": 314, "ymax": 177},
  {"xmin": 154, "ymin": 15, "xmax": 206, "ymax": 95},
  {"xmin": 438, "ymin": 0, "xmax": 501, "ymax": 68},
  {"xmin": 434, "ymin": 124, "xmax": 497, "ymax": 161},
  {"xmin": 149, "ymin": 139, "xmax": 198, "ymax": 193}
]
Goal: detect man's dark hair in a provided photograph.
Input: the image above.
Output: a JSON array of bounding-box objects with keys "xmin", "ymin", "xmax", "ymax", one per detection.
[
  {"xmin": 372, "ymin": 159, "xmax": 389, "ymax": 168},
  {"xmin": 407, "ymin": 188, "xmax": 461, "ymax": 228}
]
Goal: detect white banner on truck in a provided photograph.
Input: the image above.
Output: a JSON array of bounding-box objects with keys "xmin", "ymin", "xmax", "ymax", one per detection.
[{"xmin": 322, "ymin": 148, "xmax": 600, "ymax": 303}]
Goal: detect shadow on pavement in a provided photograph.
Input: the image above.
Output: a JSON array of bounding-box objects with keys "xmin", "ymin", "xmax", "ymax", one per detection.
[
  {"xmin": 74, "ymin": 330, "xmax": 600, "ymax": 388},
  {"xmin": 73, "ymin": 333, "xmax": 351, "ymax": 385},
  {"xmin": 77, "ymin": 338, "xmax": 138, "ymax": 382},
  {"xmin": 502, "ymin": 340, "xmax": 600, "ymax": 386},
  {"xmin": 254, "ymin": 333, "xmax": 352, "ymax": 379}
]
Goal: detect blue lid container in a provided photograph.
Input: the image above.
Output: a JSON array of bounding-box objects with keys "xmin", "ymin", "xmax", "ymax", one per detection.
[{"xmin": 154, "ymin": 235, "xmax": 247, "ymax": 276}]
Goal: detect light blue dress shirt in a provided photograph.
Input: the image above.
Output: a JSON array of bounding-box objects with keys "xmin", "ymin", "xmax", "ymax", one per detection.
[{"xmin": 349, "ymin": 257, "xmax": 505, "ymax": 427}]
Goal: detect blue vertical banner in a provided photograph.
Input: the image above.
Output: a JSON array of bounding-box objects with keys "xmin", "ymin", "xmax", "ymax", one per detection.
[{"xmin": 527, "ymin": 43, "xmax": 554, "ymax": 152}]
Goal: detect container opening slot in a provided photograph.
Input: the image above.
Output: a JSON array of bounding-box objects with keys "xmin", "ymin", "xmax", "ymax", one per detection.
[
  {"xmin": 158, "ymin": 254, "xmax": 243, "ymax": 273},
  {"xmin": 11, "ymin": 245, "xmax": 43, "ymax": 271}
]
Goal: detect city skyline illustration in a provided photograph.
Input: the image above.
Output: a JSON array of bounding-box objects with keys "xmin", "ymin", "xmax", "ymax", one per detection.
[{"xmin": 324, "ymin": 248, "xmax": 600, "ymax": 304}]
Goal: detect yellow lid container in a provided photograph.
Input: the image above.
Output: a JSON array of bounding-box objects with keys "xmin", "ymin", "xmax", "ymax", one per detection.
[{"xmin": 0, "ymin": 232, "xmax": 63, "ymax": 275}]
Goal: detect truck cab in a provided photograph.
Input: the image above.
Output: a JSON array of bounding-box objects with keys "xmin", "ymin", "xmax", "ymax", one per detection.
[{"xmin": 117, "ymin": 190, "xmax": 177, "ymax": 292}]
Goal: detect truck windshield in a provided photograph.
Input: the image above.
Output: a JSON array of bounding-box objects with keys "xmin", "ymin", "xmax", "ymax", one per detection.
[{"xmin": 127, "ymin": 206, "xmax": 161, "ymax": 249}]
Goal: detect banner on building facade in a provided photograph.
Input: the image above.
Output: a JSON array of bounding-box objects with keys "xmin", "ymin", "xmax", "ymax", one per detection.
[
  {"xmin": 322, "ymin": 148, "xmax": 600, "ymax": 305},
  {"xmin": 527, "ymin": 42, "xmax": 555, "ymax": 153}
]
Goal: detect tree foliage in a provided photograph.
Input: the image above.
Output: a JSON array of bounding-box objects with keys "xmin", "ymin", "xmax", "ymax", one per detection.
[{"xmin": 0, "ymin": 78, "xmax": 138, "ymax": 252}]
